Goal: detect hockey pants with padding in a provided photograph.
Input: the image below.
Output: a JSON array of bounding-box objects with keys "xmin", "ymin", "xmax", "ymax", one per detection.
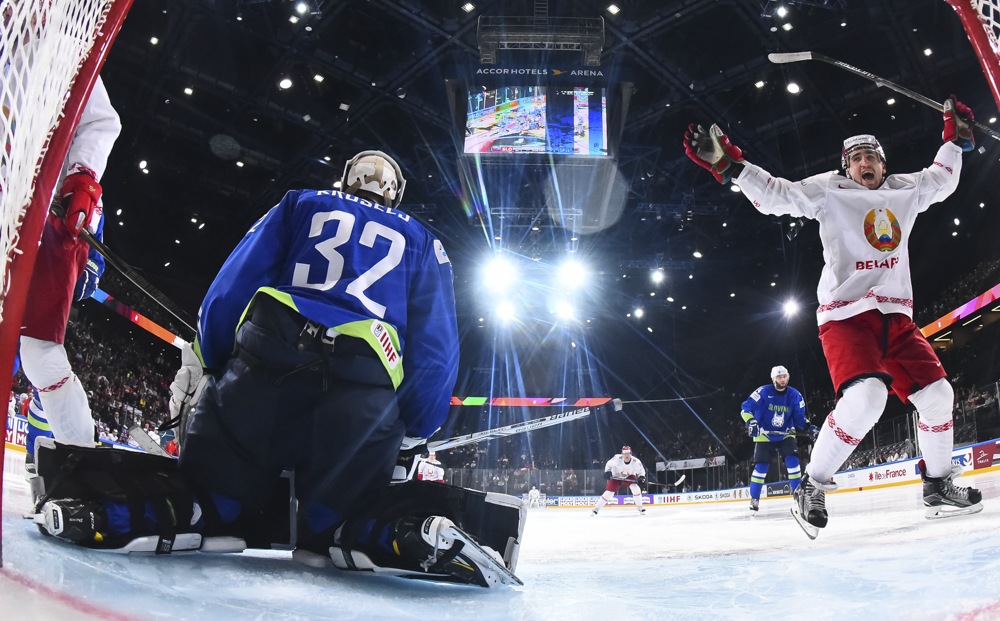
[
  {"xmin": 20, "ymin": 336, "xmax": 94, "ymax": 447},
  {"xmin": 179, "ymin": 294, "xmax": 404, "ymax": 542}
]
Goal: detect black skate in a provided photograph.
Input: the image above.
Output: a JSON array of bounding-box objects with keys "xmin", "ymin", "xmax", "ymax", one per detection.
[
  {"xmin": 295, "ymin": 516, "xmax": 522, "ymax": 588},
  {"xmin": 790, "ymin": 473, "xmax": 836, "ymax": 539},
  {"xmin": 749, "ymin": 498, "xmax": 759, "ymax": 516},
  {"xmin": 920, "ymin": 460, "xmax": 983, "ymax": 520}
]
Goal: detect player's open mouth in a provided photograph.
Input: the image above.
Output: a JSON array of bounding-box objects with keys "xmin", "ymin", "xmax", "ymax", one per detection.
[{"xmin": 862, "ymin": 171, "xmax": 875, "ymax": 181}]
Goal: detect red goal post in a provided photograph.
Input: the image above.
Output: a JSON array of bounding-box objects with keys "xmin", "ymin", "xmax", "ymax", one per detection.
[
  {"xmin": 0, "ymin": 0, "xmax": 134, "ymax": 566},
  {"xmin": 945, "ymin": 0, "xmax": 1000, "ymax": 111}
]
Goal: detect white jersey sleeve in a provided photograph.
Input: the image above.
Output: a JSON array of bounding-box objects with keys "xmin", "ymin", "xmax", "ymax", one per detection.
[
  {"xmin": 735, "ymin": 164, "xmax": 831, "ymax": 220},
  {"xmin": 64, "ymin": 75, "xmax": 121, "ymax": 182},
  {"xmin": 889, "ymin": 142, "xmax": 962, "ymax": 213},
  {"xmin": 605, "ymin": 455, "xmax": 646, "ymax": 479}
]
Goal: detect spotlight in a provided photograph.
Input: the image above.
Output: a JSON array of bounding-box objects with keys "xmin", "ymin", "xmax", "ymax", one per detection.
[
  {"xmin": 279, "ymin": 78, "xmax": 293, "ymax": 89},
  {"xmin": 559, "ymin": 261, "xmax": 587, "ymax": 288},
  {"xmin": 787, "ymin": 82, "xmax": 801, "ymax": 94},
  {"xmin": 651, "ymin": 271, "xmax": 664, "ymax": 284},
  {"xmin": 556, "ymin": 301, "xmax": 575, "ymax": 320},
  {"xmin": 783, "ymin": 300, "xmax": 799, "ymax": 316},
  {"xmin": 296, "ymin": 2, "xmax": 309, "ymax": 14},
  {"xmin": 692, "ymin": 251, "xmax": 703, "ymax": 258},
  {"xmin": 496, "ymin": 301, "xmax": 515, "ymax": 322},
  {"xmin": 485, "ymin": 257, "xmax": 516, "ymax": 290},
  {"xmin": 635, "ymin": 308, "xmax": 644, "ymax": 318},
  {"xmin": 776, "ymin": 6, "xmax": 788, "ymax": 17},
  {"xmin": 730, "ymin": 184, "xmax": 742, "ymax": 193}
]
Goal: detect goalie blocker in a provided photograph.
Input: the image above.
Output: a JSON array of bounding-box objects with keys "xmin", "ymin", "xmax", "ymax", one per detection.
[{"xmin": 30, "ymin": 439, "xmax": 525, "ymax": 587}]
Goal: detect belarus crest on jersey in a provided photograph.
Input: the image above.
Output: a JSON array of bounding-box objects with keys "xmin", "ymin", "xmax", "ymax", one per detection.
[
  {"xmin": 772, "ymin": 412, "xmax": 785, "ymax": 428},
  {"xmin": 863, "ymin": 208, "xmax": 901, "ymax": 252}
]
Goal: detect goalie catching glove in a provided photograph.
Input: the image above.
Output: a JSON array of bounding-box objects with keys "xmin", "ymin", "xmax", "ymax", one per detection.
[
  {"xmin": 942, "ymin": 95, "xmax": 974, "ymax": 152},
  {"xmin": 167, "ymin": 343, "xmax": 209, "ymax": 449},
  {"xmin": 683, "ymin": 123, "xmax": 744, "ymax": 183}
]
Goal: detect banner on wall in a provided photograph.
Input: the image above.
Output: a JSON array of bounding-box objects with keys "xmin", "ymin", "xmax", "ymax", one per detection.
[
  {"xmin": 665, "ymin": 456, "xmax": 726, "ymax": 470},
  {"xmin": 5, "ymin": 414, "xmax": 28, "ymax": 450}
]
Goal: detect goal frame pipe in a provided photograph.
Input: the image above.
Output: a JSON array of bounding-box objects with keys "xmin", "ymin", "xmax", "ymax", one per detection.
[
  {"xmin": 0, "ymin": 0, "xmax": 135, "ymax": 567},
  {"xmin": 945, "ymin": 0, "xmax": 1000, "ymax": 112}
]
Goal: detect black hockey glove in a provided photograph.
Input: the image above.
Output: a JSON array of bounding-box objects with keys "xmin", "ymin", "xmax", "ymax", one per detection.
[
  {"xmin": 638, "ymin": 475, "xmax": 646, "ymax": 486},
  {"xmin": 604, "ymin": 471, "xmax": 612, "ymax": 480}
]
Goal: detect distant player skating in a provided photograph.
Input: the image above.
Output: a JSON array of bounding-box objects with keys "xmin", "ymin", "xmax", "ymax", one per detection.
[
  {"xmin": 740, "ymin": 366, "xmax": 819, "ymax": 515},
  {"xmin": 416, "ymin": 451, "xmax": 444, "ymax": 482},
  {"xmin": 592, "ymin": 446, "xmax": 647, "ymax": 516},
  {"xmin": 685, "ymin": 96, "xmax": 983, "ymax": 538}
]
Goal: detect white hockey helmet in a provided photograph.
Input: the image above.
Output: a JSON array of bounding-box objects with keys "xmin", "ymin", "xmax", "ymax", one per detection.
[
  {"xmin": 621, "ymin": 445, "xmax": 632, "ymax": 455},
  {"xmin": 841, "ymin": 134, "xmax": 886, "ymax": 170},
  {"xmin": 341, "ymin": 150, "xmax": 407, "ymax": 208},
  {"xmin": 771, "ymin": 365, "xmax": 790, "ymax": 382}
]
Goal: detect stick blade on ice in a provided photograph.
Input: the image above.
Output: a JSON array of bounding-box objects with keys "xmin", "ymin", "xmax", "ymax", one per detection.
[{"xmin": 768, "ymin": 52, "xmax": 813, "ymax": 64}]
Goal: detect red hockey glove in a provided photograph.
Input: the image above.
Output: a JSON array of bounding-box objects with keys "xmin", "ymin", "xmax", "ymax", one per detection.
[
  {"xmin": 683, "ymin": 123, "xmax": 744, "ymax": 184},
  {"xmin": 61, "ymin": 168, "xmax": 102, "ymax": 237},
  {"xmin": 942, "ymin": 95, "xmax": 975, "ymax": 152}
]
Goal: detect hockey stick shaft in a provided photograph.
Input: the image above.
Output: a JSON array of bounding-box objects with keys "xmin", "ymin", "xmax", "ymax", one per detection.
[
  {"xmin": 769, "ymin": 52, "xmax": 1000, "ymax": 142},
  {"xmin": 428, "ymin": 399, "xmax": 621, "ymax": 452},
  {"xmin": 51, "ymin": 202, "xmax": 198, "ymax": 337}
]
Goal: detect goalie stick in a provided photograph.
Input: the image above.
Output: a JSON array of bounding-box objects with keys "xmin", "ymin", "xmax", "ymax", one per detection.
[
  {"xmin": 427, "ymin": 398, "xmax": 622, "ymax": 452},
  {"xmin": 768, "ymin": 51, "xmax": 1000, "ymax": 143},
  {"xmin": 51, "ymin": 202, "xmax": 198, "ymax": 337}
]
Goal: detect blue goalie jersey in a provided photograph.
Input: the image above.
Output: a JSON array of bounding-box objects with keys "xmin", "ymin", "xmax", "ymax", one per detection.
[
  {"xmin": 740, "ymin": 385, "xmax": 807, "ymax": 443},
  {"xmin": 194, "ymin": 189, "xmax": 459, "ymax": 439}
]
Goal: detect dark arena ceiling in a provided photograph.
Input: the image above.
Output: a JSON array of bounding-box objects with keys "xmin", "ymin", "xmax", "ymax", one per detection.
[{"xmin": 98, "ymin": 0, "xmax": 1000, "ymax": 444}]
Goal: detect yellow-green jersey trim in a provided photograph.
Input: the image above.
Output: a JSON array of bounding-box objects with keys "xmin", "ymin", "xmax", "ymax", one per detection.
[{"xmin": 27, "ymin": 412, "xmax": 50, "ymax": 432}]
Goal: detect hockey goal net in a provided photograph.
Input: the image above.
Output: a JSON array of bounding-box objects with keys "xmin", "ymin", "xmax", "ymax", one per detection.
[
  {"xmin": 0, "ymin": 0, "xmax": 133, "ymax": 565},
  {"xmin": 945, "ymin": 0, "xmax": 1000, "ymax": 111}
]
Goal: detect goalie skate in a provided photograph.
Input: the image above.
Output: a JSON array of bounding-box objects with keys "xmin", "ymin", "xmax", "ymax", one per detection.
[{"xmin": 920, "ymin": 460, "xmax": 983, "ymax": 520}]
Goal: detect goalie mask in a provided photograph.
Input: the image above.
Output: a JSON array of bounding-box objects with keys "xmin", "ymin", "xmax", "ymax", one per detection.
[
  {"xmin": 841, "ymin": 134, "xmax": 886, "ymax": 170},
  {"xmin": 341, "ymin": 150, "xmax": 407, "ymax": 209}
]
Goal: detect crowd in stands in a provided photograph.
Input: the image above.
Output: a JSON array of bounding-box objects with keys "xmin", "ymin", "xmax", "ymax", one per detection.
[{"xmin": 915, "ymin": 257, "xmax": 1000, "ymax": 327}]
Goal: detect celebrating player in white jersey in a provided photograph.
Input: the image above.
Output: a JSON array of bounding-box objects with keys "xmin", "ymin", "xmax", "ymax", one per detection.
[
  {"xmin": 684, "ymin": 96, "xmax": 983, "ymax": 538},
  {"xmin": 592, "ymin": 446, "xmax": 647, "ymax": 516}
]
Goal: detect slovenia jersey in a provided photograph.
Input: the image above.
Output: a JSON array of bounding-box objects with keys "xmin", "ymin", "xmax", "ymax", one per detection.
[
  {"xmin": 740, "ymin": 384, "xmax": 807, "ymax": 443},
  {"xmin": 194, "ymin": 189, "xmax": 459, "ymax": 439}
]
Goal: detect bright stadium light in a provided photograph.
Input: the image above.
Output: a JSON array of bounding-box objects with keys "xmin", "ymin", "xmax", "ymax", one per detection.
[
  {"xmin": 651, "ymin": 270, "xmax": 664, "ymax": 284},
  {"xmin": 560, "ymin": 261, "xmax": 587, "ymax": 288},
  {"xmin": 776, "ymin": 6, "xmax": 788, "ymax": 17},
  {"xmin": 485, "ymin": 257, "xmax": 516, "ymax": 290},
  {"xmin": 496, "ymin": 301, "xmax": 515, "ymax": 322},
  {"xmin": 635, "ymin": 308, "xmax": 644, "ymax": 318},
  {"xmin": 784, "ymin": 300, "xmax": 799, "ymax": 316},
  {"xmin": 556, "ymin": 301, "xmax": 575, "ymax": 320}
]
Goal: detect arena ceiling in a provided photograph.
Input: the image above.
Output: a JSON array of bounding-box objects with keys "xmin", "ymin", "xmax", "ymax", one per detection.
[{"xmin": 96, "ymin": 0, "xmax": 1000, "ymax": 410}]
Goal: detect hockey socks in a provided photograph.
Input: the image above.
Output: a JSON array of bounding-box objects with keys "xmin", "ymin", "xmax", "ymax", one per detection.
[
  {"xmin": 910, "ymin": 379, "xmax": 956, "ymax": 479},
  {"xmin": 785, "ymin": 456, "xmax": 802, "ymax": 493},
  {"xmin": 807, "ymin": 378, "xmax": 887, "ymax": 482},
  {"xmin": 592, "ymin": 491, "xmax": 613, "ymax": 514},
  {"xmin": 20, "ymin": 337, "xmax": 95, "ymax": 447},
  {"xmin": 750, "ymin": 463, "xmax": 768, "ymax": 500}
]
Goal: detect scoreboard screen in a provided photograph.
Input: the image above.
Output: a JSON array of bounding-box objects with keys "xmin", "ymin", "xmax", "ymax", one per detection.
[{"xmin": 464, "ymin": 85, "xmax": 608, "ymax": 156}]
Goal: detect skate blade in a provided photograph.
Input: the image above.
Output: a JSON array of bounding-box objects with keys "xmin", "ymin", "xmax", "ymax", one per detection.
[
  {"xmin": 440, "ymin": 525, "xmax": 523, "ymax": 587},
  {"xmin": 925, "ymin": 502, "xmax": 984, "ymax": 520},
  {"xmin": 790, "ymin": 506, "xmax": 819, "ymax": 540}
]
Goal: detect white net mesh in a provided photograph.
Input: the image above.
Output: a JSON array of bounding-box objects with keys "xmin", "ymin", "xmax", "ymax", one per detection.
[
  {"xmin": 972, "ymin": 0, "xmax": 1000, "ymax": 54},
  {"xmin": 0, "ymin": 0, "xmax": 114, "ymax": 318}
]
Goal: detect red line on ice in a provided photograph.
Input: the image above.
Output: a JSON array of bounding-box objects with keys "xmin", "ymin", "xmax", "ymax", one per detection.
[
  {"xmin": 953, "ymin": 599, "xmax": 1000, "ymax": 621},
  {"xmin": 0, "ymin": 568, "xmax": 144, "ymax": 621}
]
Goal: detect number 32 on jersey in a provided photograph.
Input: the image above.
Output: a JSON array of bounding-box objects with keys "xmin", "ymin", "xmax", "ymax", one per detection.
[{"xmin": 291, "ymin": 210, "xmax": 404, "ymax": 319}]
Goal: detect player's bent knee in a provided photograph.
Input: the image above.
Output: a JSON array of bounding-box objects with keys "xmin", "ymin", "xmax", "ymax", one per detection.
[
  {"xmin": 910, "ymin": 378, "xmax": 954, "ymax": 423},
  {"xmin": 601, "ymin": 490, "xmax": 614, "ymax": 500},
  {"xmin": 833, "ymin": 377, "xmax": 888, "ymax": 433},
  {"xmin": 19, "ymin": 336, "xmax": 72, "ymax": 386},
  {"xmin": 629, "ymin": 484, "xmax": 640, "ymax": 495}
]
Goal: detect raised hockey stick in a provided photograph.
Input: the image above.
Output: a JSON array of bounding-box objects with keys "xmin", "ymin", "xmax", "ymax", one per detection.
[
  {"xmin": 768, "ymin": 51, "xmax": 1000, "ymax": 142},
  {"xmin": 51, "ymin": 202, "xmax": 198, "ymax": 337},
  {"xmin": 428, "ymin": 399, "xmax": 622, "ymax": 452}
]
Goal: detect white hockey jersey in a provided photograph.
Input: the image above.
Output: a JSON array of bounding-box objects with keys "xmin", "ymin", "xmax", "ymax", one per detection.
[
  {"xmin": 736, "ymin": 142, "xmax": 962, "ymax": 325},
  {"xmin": 605, "ymin": 454, "xmax": 646, "ymax": 480},
  {"xmin": 417, "ymin": 459, "xmax": 444, "ymax": 482}
]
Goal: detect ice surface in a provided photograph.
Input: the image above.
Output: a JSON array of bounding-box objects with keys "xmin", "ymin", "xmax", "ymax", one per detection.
[{"xmin": 3, "ymin": 448, "xmax": 1000, "ymax": 621}]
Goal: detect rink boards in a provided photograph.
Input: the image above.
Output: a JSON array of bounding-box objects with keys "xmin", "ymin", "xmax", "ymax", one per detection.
[{"xmin": 530, "ymin": 438, "xmax": 1000, "ymax": 508}]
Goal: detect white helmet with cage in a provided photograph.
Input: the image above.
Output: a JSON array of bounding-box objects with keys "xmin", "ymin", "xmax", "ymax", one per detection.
[
  {"xmin": 841, "ymin": 134, "xmax": 886, "ymax": 170},
  {"xmin": 340, "ymin": 150, "xmax": 407, "ymax": 208}
]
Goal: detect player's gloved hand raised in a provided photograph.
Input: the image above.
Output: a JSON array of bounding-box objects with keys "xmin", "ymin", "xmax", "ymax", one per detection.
[
  {"xmin": 747, "ymin": 419, "xmax": 761, "ymax": 438},
  {"xmin": 73, "ymin": 258, "xmax": 100, "ymax": 301},
  {"xmin": 683, "ymin": 123, "xmax": 744, "ymax": 184},
  {"xmin": 60, "ymin": 167, "xmax": 102, "ymax": 237},
  {"xmin": 392, "ymin": 436, "xmax": 427, "ymax": 484},
  {"xmin": 806, "ymin": 424, "xmax": 820, "ymax": 442},
  {"xmin": 943, "ymin": 96, "xmax": 975, "ymax": 152}
]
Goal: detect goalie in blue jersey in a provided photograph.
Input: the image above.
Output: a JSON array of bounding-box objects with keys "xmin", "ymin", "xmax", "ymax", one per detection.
[
  {"xmin": 32, "ymin": 151, "xmax": 526, "ymax": 588},
  {"xmin": 740, "ymin": 366, "xmax": 819, "ymax": 515}
]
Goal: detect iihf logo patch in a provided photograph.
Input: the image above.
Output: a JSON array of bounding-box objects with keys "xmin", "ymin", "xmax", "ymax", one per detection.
[
  {"xmin": 863, "ymin": 208, "xmax": 901, "ymax": 252},
  {"xmin": 772, "ymin": 412, "xmax": 785, "ymax": 428}
]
